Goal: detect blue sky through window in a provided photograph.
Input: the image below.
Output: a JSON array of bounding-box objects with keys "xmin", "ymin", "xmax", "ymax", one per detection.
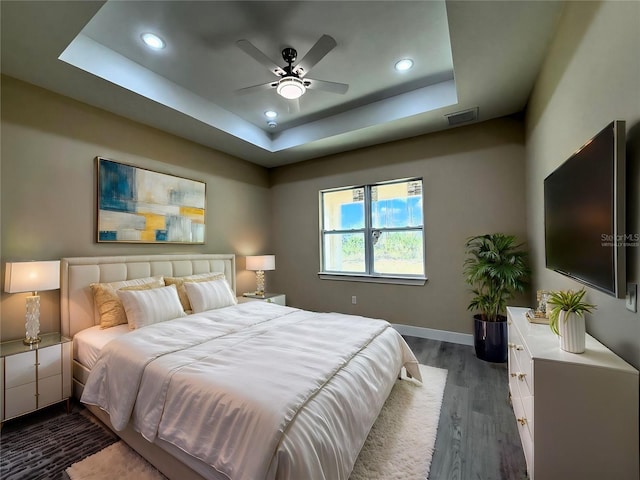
[{"xmin": 340, "ymin": 197, "xmax": 422, "ymax": 229}]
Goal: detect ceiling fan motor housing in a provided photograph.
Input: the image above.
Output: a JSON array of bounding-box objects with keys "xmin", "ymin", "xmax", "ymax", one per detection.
[{"xmin": 282, "ymin": 47, "xmax": 298, "ymax": 65}]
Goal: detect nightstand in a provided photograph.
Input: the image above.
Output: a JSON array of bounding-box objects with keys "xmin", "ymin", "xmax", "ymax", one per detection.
[
  {"xmin": 238, "ymin": 293, "xmax": 286, "ymax": 306},
  {"xmin": 0, "ymin": 333, "xmax": 72, "ymax": 423}
]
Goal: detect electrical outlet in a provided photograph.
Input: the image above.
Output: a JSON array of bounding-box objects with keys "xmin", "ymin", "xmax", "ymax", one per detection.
[
  {"xmin": 351, "ymin": 296, "xmax": 357, "ymax": 305},
  {"xmin": 626, "ymin": 283, "xmax": 637, "ymax": 313}
]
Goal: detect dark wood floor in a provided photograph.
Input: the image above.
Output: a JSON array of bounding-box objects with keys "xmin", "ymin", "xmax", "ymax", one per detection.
[{"xmin": 403, "ymin": 335, "xmax": 528, "ymax": 480}]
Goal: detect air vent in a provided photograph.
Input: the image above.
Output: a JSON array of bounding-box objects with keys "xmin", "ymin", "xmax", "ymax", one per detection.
[{"xmin": 445, "ymin": 107, "xmax": 479, "ymax": 126}]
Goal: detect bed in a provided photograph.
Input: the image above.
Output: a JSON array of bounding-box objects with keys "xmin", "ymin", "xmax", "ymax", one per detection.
[{"xmin": 61, "ymin": 254, "xmax": 422, "ymax": 480}]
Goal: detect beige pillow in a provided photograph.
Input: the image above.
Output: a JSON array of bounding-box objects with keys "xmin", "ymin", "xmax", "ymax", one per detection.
[
  {"xmin": 90, "ymin": 276, "xmax": 165, "ymax": 329},
  {"xmin": 164, "ymin": 272, "xmax": 226, "ymax": 311}
]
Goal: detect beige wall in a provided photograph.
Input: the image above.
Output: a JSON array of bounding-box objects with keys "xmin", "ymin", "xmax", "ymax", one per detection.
[
  {"xmin": 0, "ymin": 76, "xmax": 271, "ymax": 340},
  {"xmin": 526, "ymin": 1, "xmax": 640, "ymax": 368},
  {"xmin": 269, "ymin": 117, "xmax": 528, "ymax": 336}
]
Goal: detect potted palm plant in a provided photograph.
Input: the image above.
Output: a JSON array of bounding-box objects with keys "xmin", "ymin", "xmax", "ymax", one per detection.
[
  {"xmin": 464, "ymin": 234, "xmax": 529, "ymax": 362},
  {"xmin": 547, "ymin": 289, "xmax": 596, "ymax": 353}
]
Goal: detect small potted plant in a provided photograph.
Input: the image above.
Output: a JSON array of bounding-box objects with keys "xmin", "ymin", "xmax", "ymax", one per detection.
[
  {"xmin": 547, "ymin": 289, "xmax": 596, "ymax": 353},
  {"xmin": 464, "ymin": 234, "xmax": 529, "ymax": 362}
]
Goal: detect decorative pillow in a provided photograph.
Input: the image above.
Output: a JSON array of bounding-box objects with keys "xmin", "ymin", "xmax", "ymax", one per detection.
[
  {"xmin": 164, "ymin": 272, "xmax": 226, "ymax": 311},
  {"xmin": 90, "ymin": 277, "xmax": 165, "ymax": 329},
  {"xmin": 117, "ymin": 284, "xmax": 186, "ymax": 330},
  {"xmin": 184, "ymin": 278, "xmax": 237, "ymax": 314}
]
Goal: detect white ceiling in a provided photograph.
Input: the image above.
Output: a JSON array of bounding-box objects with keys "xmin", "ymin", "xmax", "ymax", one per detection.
[{"xmin": 1, "ymin": 1, "xmax": 564, "ymax": 168}]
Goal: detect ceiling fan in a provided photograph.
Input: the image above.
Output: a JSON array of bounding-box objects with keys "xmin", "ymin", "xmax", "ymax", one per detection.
[{"xmin": 235, "ymin": 34, "xmax": 349, "ymax": 101}]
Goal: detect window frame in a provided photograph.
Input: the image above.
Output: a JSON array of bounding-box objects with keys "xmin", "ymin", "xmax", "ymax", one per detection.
[{"xmin": 318, "ymin": 178, "xmax": 427, "ymax": 285}]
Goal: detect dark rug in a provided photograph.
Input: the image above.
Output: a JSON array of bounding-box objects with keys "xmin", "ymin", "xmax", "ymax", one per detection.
[{"xmin": 0, "ymin": 402, "xmax": 117, "ymax": 480}]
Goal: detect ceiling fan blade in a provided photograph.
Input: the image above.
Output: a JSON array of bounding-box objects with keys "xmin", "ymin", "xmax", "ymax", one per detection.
[
  {"xmin": 294, "ymin": 34, "xmax": 337, "ymax": 77},
  {"xmin": 288, "ymin": 98, "xmax": 300, "ymax": 114},
  {"xmin": 235, "ymin": 81, "xmax": 277, "ymax": 96},
  {"xmin": 236, "ymin": 39, "xmax": 286, "ymax": 76},
  {"xmin": 305, "ymin": 78, "xmax": 349, "ymax": 94}
]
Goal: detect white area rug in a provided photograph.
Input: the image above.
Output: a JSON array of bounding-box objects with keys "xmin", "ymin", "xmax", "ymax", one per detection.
[{"xmin": 66, "ymin": 364, "xmax": 447, "ymax": 480}]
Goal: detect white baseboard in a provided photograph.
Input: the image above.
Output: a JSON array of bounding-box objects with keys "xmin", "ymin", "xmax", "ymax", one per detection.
[{"xmin": 392, "ymin": 323, "xmax": 474, "ymax": 346}]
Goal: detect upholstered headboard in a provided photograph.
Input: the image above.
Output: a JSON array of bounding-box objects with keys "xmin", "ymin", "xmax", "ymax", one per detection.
[{"xmin": 61, "ymin": 254, "xmax": 236, "ymax": 338}]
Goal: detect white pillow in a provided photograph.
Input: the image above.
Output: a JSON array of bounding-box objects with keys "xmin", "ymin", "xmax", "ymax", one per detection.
[
  {"xmin": 117, "ymin": 284, "xmax": 186, "ymax": 329},
  {"xmin": 184, "ymin": 278, "xmax": 237, "ymax": 313}
]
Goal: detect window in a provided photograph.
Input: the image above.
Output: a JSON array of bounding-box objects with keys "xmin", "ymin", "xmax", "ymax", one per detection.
[{"xmin": 320, "ymin": 178, "xmax": 425, "ymax": 282}]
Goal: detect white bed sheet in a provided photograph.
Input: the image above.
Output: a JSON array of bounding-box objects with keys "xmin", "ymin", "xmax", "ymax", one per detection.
[{"xmin": 73, "ymin": 324, "xmax": 130, "ymax": 369}]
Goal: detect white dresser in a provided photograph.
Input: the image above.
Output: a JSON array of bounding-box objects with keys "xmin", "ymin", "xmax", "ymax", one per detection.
[{"xmin": 507, "ymin": 307, "xmax": 639, "ymax": 480}]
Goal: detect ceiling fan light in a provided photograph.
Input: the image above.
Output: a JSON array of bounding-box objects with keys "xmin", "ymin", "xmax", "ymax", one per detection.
[{"xmin": 277, "ymin": 77, "xmax": 306, "ymax": 99}]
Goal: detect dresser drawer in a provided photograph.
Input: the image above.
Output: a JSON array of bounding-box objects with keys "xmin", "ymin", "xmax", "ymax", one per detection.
[
  {"xmin": 5, "ymin": 351, "xmax": 36, "ymax": 388},
  {"xmin": 510, "ymin": 372, "xmax": 533, "ymax": 434},
  {"xmin": 508, "ymin": 322, "xmax": 533, "ymax": 394}
]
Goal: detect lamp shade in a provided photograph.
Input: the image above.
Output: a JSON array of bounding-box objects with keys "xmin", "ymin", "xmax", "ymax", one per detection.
[
  {"xmin": 246, "ymin": 255, "xmax": 275, "ymax": 271},
  {"xmin": 4, "ymin": 261, "xmax": 61, "ymax": 293}
]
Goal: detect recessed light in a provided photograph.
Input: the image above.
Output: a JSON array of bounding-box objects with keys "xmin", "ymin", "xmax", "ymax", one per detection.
[
  {"xmin": 141, "ymin": 32, "xmax": 165, "ymax": 50},
  {"xmin": 264, "ymin": 110, "xmax": 278, "ymax": 119},
  {"xmin": 394, "ymin": 58, "xmax": 414, "ymax": 72}
]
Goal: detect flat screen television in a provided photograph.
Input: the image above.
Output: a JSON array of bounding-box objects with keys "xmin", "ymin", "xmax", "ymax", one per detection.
[{"xmin": 544, "ymin": 120, "xmax": 626, "ymax": 298}]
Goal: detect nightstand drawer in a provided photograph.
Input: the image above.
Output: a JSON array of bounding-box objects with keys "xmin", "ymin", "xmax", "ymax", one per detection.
[
  {"xmin": 39, "ymin": 374, "xmax": 63, "ymax": 407},
  {"xmin": 38, "ymin": 344, "xmax": 62, "ymax": 378},
  {"xmin": 5, "ymin": 382, "xmax": 37, "ymax": 419},
  {"xmin": 5, "ymin": 351, "xmax": 36, "ymax": 388}
]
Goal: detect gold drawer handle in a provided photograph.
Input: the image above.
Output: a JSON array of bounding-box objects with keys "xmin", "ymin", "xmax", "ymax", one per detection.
[
  {"xmin": 507, "ymin": 343, "xmax": 524, "ymax": 351},
  {"xmin": 510, "ymin": 372, "xmax": 526, "ymax": 380},
  {"xmin": 517, "ymin": 417, "xmax": 527, "ymax": 426}
]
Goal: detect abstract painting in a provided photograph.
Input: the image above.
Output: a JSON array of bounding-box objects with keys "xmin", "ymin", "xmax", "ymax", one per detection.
[{"xmin": 97, "ymin": 157, "xmax": 206, "ymax": 243}]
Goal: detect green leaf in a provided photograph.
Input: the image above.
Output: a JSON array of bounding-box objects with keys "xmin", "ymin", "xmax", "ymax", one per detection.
[{"xmin": 463, "ymin": 233, "xmax": 530, "ymax": 321}]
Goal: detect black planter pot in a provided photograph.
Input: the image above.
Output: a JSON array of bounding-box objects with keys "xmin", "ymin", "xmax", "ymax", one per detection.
[{"xmin": 473, "ymin": 314, "xmax": 508, "ymax": 363}]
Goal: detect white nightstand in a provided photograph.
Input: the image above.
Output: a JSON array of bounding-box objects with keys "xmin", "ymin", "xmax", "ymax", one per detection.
[
  {"xmin": 0, "ymin": 333, "xmax": 72, "ymax": 423},
  {"xmin": 238, "ymin": 293, "xmax": 286, "ymax": 306}
]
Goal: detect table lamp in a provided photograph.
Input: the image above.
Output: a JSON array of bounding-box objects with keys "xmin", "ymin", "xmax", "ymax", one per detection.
[
  {"xmin": 4, "ymin": 260, "xmax": 61, "ymax": 344},
  {"xmin": 246, "ymin": 255, "xmax": 275, "ymax": 297}
]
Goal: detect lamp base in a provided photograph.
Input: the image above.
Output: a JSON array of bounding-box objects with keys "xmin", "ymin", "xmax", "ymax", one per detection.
[
  {"xmin": 25, "ymin": 294, "xmax": 41, "ymax": 346},
  {"xmin": 255, "ymin": 270, "xmax": 266, "ymax": 297}
]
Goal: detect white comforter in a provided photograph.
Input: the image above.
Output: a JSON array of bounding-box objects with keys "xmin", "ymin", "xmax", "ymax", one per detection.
[{"xmin": 81, "ymin": 302, "xmax": 421, "ymax": 480}]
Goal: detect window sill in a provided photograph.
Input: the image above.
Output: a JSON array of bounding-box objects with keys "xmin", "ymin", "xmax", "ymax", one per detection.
[{"xmin": 318, "ymin": 273, "xmax": 427, "ymax": 286}]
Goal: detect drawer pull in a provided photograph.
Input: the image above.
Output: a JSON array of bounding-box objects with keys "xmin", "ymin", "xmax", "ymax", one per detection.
[
  {"xmin": 515, "ymin": 345, "xmax": 524, "ymax": 351},
  {"xmin": 517, "ymin": 417, "xmax": 527, "ymax": 426},
  {"xmin": 510, "ymin": 372, "xmax": 527, "ymax": 381}
]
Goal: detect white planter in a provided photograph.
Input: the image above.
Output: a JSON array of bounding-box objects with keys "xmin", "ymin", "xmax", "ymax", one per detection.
[{"xmin": 558, "ymin": 310, "xmax": 586, "ymax": 353}]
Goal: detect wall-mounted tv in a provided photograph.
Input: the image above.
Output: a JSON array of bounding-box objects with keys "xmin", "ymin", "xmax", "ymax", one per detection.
[{"xmin": 544, "ymin": 120, "xmax": 626, "ymax": 298}]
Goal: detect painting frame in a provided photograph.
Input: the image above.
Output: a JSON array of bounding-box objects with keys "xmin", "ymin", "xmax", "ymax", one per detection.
[{"xmin": 96, "ymin": 157, "xmax": 206, "ymax": 244}]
